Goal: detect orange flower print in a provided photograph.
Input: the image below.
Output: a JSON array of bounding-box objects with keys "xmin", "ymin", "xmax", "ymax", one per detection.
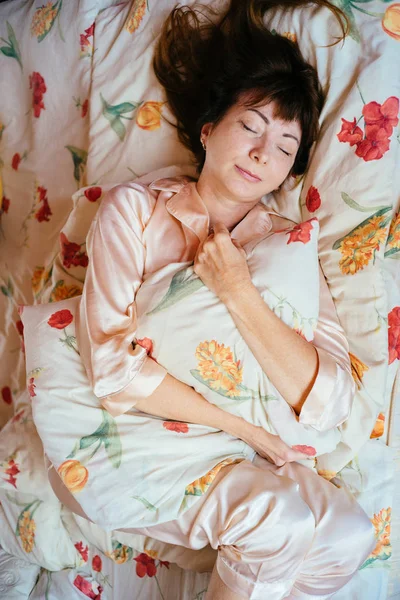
[
  {"xmin": 365, "ymin": 507, "xmax": 392, "ymax": 566},
  {"xmin": 31, "ymin": 1, "xmax": 62, "ymax": 41},
  {"xmin": 370, "ymin": 413, "xmax": 385, "ymax": 439},
  {"xmin": 349, "ymin": 352, "xmax": 369, "ymax": 390},
  {"xmin": 286, "ymin": 218, "xmax": 316, "ymax": 244},
  {"xmin": 185, "ymin": 458, "xmax": 243, "ymax": 496},
  {"xmin": 334, "ymin": 212, "xmax": 390, "ymax": 275},
  {"xmin": 106, "ymin": 541, "xmax": 134, "ymax": 564},
  {"xmin": 317, "ymin": 469, "xmax": 337, "ymax": 481},
  {"xmin": 18, "ymin": 510, "xmax": 36, "ymax": 553},
  {"xmin": 382, "ymin": 4, "xmax": 400, "ymax": 40},
  {"xmin": 194, "ymin": 340, "xmax": 243, "ymax": 397},
  {"xmin": 385, "ymin": 211, "xmax": 400, "ymax": 257},
  {"xmin": 57, "ymin": 459, "xmax": 89, "ymax": 494},
  {"xmin": 163, "ymin": 421, "xmax": 189, "ymax": 434},
  {"xmin": 49, "ymin": 281, "xmax": 82, "ymax": 302},
  {"xmin": 282, "ymin": 31, "xmax": 297, "ymax": 43},
  {"xmin": 125, "ymin": 0, "xmax": 147, "ymax": 34},
  {"xmin": 136, "ymin": 102, "xmax": 164, "ymax": 131}
]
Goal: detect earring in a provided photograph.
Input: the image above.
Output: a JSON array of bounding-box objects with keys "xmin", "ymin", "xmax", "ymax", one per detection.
[{"xmin": 200, "ymin": 138, "xmax": 206, "ymax": 151}]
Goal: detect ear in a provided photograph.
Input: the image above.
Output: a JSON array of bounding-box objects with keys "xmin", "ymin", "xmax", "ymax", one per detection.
[{"xmin": 200, "ymin": 122, "xmax": 213, "ymax": 142}]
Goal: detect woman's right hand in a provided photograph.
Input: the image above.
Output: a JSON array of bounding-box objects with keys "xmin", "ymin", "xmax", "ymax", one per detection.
[{"xmin": 233, "ymin": 420, "xmax": 314, "ymax": 466}]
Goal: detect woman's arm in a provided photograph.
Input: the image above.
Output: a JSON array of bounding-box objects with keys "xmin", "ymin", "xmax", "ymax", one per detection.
[
  {"xmin": 194, "ymin": 223, "xmax": 355, "ymax": 431},
  {"xmin": 134, "ymin": 374, "xmax": 313, "ymax": 465}
]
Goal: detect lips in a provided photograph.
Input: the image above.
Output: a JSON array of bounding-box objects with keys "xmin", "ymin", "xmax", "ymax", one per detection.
[{"xmin": 235, "ymin": 165, "xmax": 261, "ymax": 182}]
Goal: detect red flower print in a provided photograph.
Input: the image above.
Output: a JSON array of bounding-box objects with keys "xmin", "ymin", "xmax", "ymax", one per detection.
[
  {"xmin": 28, "ymin": 377, "xmax": 36, "ymax": 399},
  {"xmin": 12, "ymin": 409, "xmax": 25, "ymax": 423},
  {"xmin": 34, "ymin": 185, "xmax": 52, "ymax": 222},
  {"xmin": 292, "ymin": 445, "xmax": 317, "ymax": 457},
  {"xmin": 355, "ymin": 125, "xmax": 390, "ymax": 162},
  {"xmin": 60, "ymin": 232, "xmax": 89, "ymax": 268},
  {"xmin": 388, "ymin": 306, "xmax": 400, "ymax": 364},
  {"xmin": 134, "ymin": 553, "xmax": 157, "ymax": 578},
  {"xmin": 305, "ymin": 186, "xmax": 321, "ymax": 213},
  {"xmin": 92, "ymin": 554, "xmax": 102, "ymax": 572},
  {"xmin": 286, "ymin": 219, "xmax": 316, "ymax": 244},
  {"xmin": 82, "ymin": 99, "xmax": 89, "ymax": 118},
  {"xmin": 4, "ymin": 460, "xmax": 20, "ymax": 488},
  {"xmin": 163, "ymin": 421, "xmax": 189, "ymax": 434},
  {"xmin": 1, "ymin": 196, "xmax": 10, "ymax": 214},
  {"xmin": 1, "ymin": 386, "xmax": 12, "ymax": 405},
  {"xmin": 159, "ymin": 560, "xmax": 170, "ymax": 569},
  {"xmin": 80, "ymin": 34, "xmax": 91, "ymax": 49},
  {"xmin": 12, "ymin": 153, "xmax": 21, "ymax": 170},
  {"xmin": 48, "ymin": 309, "xmax": 74, "ymax": 329},
  {"xmin": 73, "ymin": 575, "xmax": 103, "ymax": 600},
  {"xmin": 84, "ymin": 187, "xmax": 102, "ymax": 202},
  {"xmin": 85, "ymin": 23, "xmax": 95, "ymax": 38},
  {"xmin": 362, "ymin": 97, "xmax": 399, "ymax": 135},
  {"xmin": 75, "ymin": 541, "xmax": 89, "ymax": 562},
  {"xmin": 16, "ymin": 320, "xmax": 24, "ymax": 336},
  {"xmin": 337, "ymin": 118, "xmax": 363, "ymax": 146},
  {"xmin": 29, "ymin": 72, "xmax": 47, "ymax": 118},
  {"xmin": 136, "ymin": 337, "xmax": 154, "ymax": 356}
]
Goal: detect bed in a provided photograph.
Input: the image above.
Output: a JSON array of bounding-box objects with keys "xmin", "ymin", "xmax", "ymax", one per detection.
[{"xmin": 0, "ymin": 0, "xmax": 399, "ymax": 598}]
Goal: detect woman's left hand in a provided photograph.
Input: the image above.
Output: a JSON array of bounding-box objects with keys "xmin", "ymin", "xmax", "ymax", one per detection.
[{"xmin": 194, "ymin": 222, "xmax": 252, "ymax": 304}]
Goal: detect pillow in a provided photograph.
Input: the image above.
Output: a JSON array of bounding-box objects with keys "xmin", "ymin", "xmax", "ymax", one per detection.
[
  {"xmin": 20, "ymin": 215, "xmax": 339, "ymax": 531},
  {"xmin": 134, "ymin": 215, "xmax": 340, "ymax": 455}
]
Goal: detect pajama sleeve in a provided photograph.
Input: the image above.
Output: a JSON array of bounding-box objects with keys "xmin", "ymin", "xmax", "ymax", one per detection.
[
  {"xmin": 76, "ymin": 183, "xmax": 167, "ymax": 418},
  {"xmin": 297, "ymin": 265, "xmax": 356, "ymax": 432}
]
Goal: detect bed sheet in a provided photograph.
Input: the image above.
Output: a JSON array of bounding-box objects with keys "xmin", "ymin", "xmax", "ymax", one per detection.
[{"xmin": 0, "ymin": 0, "xmax": 399, "ymax": 598}]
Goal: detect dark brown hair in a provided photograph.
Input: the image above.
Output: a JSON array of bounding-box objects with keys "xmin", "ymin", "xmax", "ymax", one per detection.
[{"xmin": 153, "ymin": 0, "xmax": 348, "ymax": 176}]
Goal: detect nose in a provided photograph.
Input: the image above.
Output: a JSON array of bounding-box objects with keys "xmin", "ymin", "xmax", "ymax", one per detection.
[{"xmin": 249, "ymin": 143, "xmax": 269, "ymax": 165}]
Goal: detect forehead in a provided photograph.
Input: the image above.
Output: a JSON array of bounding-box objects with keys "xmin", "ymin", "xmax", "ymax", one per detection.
[{"xmin": 232, "ymin": 97, "xmax": 302, "ymax": 134}]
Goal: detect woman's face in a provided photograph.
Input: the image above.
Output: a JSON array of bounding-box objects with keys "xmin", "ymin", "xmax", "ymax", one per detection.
[{"xmin": 200, "ymin": 99, "xmax": 302, "ymax": 202}]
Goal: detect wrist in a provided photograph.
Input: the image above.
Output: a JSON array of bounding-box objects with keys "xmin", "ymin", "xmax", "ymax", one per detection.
[{"xmin": 223, "ymin": 281, "xmax": 258, "ymax": 312}]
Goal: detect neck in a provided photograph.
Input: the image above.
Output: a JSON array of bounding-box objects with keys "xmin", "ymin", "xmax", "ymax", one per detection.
[{"xmin": 196, "ymin": 172, "xmax": 260, "ymax": 232}]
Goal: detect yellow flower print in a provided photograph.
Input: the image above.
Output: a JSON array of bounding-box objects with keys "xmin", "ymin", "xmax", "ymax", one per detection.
[
  {"xmin": 136, "ymin": 102, "xmax": 164, "ymax": 131},
  {"xmin": 349, "ymin": 352, "xmax": 369, "ymax": 390},
  {"xmin": 336, "ymin": 214, "xmax": 388, "ymax": 275},
  {"xmin": 106, "ymin": 542, "xmax": 134, "ymax": 564},
  {"xmin": 382, "ymin": 4, "xmax": 400, "ymax": 41},
  {"xmin": 195, "ymin": 340, "xmax": 243, "ymax": 397},
  {"xmin": 371, "ymin": 507, "xmax": 391, "ymax": 559},
  {"xmin": 50, "ymin": 281, "xmax": 82, "ymax": 302},
  {"xmin": 58, "ymin": 459, "xmax": 89, "ymax": 494},
  {"xmin": 144, "ymin": 549, "xmax": 158, "ymax": 559},
  {"xmin": 385, "ymin": 211, "xmax": 400, "ymax": 256},
  {"xmin": 317, "ymin": 469, "xmax": 337, "ymax": 481},
  {"xmin": 125, "ymin": 0, "xmax": 147, "ymax": 34},
  {"xmin": 370, "ymin": 412, "xmax": 385, "ymax": 439},
  {"xmin": 282, "ymin": 32, "xmax": 297, "ymax": 43},
  {"xmin": 18, "ymin": 510, "xmax": 36, "ymax": 553},
  {"xmin": 185, "ymin": 458, "xmax": 243, "ymax": 496},
  {"xmin": 31, "ymin": 1, "xmax": 60, "ymax": 40}
]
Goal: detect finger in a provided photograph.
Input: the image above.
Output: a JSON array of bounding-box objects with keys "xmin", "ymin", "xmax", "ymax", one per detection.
[{"xmin": 212, "ymin": 222, "xmax": 231, "ymax": 242}]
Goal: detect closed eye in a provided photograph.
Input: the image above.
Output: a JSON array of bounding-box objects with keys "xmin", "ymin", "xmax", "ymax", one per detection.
[
  {"xmin": 240, "ymin": 121, "xmax": 258, "ymax": 134},
  {"xmin": 279, "ymin": 147, "xmax": 291, "ymax": 156}
]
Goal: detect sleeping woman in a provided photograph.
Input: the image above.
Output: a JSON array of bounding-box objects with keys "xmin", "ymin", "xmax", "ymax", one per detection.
[{"xmin": 68, "ymin": 0, "xmax": 376, "ymax": 598}]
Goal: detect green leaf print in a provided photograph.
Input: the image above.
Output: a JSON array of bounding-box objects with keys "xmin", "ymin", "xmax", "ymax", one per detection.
[
  {"xmin": 100, "ymin": 94, "xmax": 141, "ymax": 141},
  {"xmin": 68, "ymin": 410, "xmax": 122, "ymax": 468},
  {"xmin": 333, "ymin": 0, "xmax": 361, "ymax": 42},
  {"xmin": 0, "ymin": 22, "xmax": 22, "ymax": 70},
  {"xmin": 0, "ymin": 277, "xmax": 14, "ymax": 298},
  {"xmin": 132, "ymin": 495, "xmax": 157, "ymax": 511},
  {"xmin": 65, "ymin": 146, "xmax": 88, "ymax": 186},
  {"xmin": 146, "ymin": 265, "xmax": 205, "ymax": 315},
  {"xmin": 341, "ymin": 193, "xmax": 390, "ymax": 213}
]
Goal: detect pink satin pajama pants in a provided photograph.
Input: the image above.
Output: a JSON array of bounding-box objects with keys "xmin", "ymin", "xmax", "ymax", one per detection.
[{"xmin": 132, "ymin": 456, "xmax": 376, "ymax": 599}]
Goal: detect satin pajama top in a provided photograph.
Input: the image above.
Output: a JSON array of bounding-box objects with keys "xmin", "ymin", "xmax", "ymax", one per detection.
[{"xmin": 76, "ymin": 175, "xmax": 356, "ymax": 432}]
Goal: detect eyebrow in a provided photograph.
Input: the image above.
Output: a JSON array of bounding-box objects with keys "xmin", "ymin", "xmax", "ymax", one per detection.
[{"xmin": 248, "ymin": 108, "xmax": 300, "ymax": 145}]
